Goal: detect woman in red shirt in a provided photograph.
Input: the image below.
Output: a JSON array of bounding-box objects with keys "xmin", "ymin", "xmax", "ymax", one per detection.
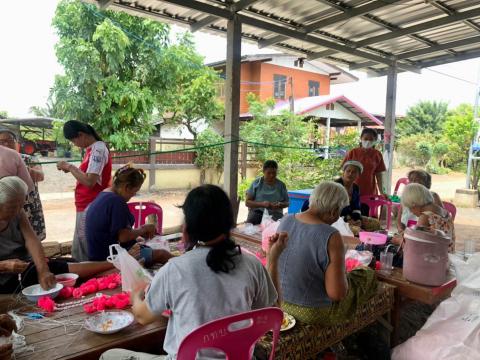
[
  {"xmin": 57, "ymin": 121, "xmax": 112, "ymax": 261},
  {"xmin": 342, "ymin": 128, "xmax": 387, "ymax": 197}
]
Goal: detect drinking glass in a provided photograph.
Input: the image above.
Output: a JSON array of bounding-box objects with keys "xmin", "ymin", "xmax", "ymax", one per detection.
[
  {"xmin": 380, "ymin": 252, "xmax": 393, "ymax": 274},
  {"xmin": 464, "ymin": 239, "xmax": 476, "ymax": 259}
]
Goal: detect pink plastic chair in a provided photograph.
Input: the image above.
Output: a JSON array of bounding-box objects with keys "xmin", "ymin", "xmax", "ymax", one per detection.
[
  {"xmin": 127, "ymin": 201, "xmax": 163, "ymax": 235},
  {"xmin": 442, "ymin": 201, "xmax": 457, "ymax": 221},
  {"xmin": 394, "ymin": 177, "xmax": 409, "ymax": 195},
  {"xmin": 360, "ymin": 195, "xmax": 394, "ymax": 230},
  {"xmin": 176, "ymin": 307, "xmax": 283, "ymax": 360}
]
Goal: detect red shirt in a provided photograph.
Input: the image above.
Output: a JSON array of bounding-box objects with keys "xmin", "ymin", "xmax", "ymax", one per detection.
[
  {"xmin": 342, "ymin": 147, "xmax": 386, "ymax": 196},
  {"xmin": 75, "ymin": 142, "xmax": 112, "ymax": 212}
]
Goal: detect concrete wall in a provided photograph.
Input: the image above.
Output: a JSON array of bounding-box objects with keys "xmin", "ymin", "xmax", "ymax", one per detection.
[{"xmin": 113, "ymin": 165, "xmax": 259, "ymax": 192}]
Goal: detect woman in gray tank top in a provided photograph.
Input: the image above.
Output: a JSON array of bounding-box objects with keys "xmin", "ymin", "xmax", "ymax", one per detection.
[
  {"xmin": 0, "ymin": 176, "xmax": 116, "ymax": 293},
  {"xmin": 277, "ymin": 181, "xmax": 377, "ymax": 325}
]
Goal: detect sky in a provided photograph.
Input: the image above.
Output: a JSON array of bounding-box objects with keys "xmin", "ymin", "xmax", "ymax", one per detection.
[{"xmin": 1, "ymin": 0, "xmax": 479, "ymax": 118}]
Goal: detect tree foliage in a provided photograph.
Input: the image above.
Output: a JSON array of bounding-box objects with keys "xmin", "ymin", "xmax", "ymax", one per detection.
[
  {"xmin": 160, "ymin": 33, "xmax": 223, "ymax": 139},
  {"xmin": 396, "ymin": 103, "xmax": 479, "ymax": 174},
  {"xmin": 194, "ymin": 128, "xmax": 224, "ymax": 183},
  {"xmin": 50, "ymin": 0, "xmax": 221, "ymax": 149},
  {"xmin": 397, "ymin": 100, "xmax": 448, "ymax": 138},
  {"xmin": 0, "ymin": 110, "xmax": 8, "ymax": 119},
  {"xmin": 238, "ymin": 94, "xmax": 357, "ymax": 196}
]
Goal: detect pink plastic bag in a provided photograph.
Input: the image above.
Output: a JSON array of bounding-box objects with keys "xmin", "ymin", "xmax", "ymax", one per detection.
[{"xmin": 261, "ymin": 221, "xmax": 280, "ymax": 252}]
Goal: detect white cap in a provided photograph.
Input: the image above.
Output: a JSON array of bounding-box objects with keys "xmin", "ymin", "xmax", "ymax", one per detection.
[{"xmin": 342, "ymin": 160, "xmax": 363, "ymax": 174}]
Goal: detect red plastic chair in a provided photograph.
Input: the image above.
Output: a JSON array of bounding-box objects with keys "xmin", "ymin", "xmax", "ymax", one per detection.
[
  {"xmin": 360, "ymin": 195, "xmax": 394, "ymax": 230},
  {"xmin": 442, "ymin": 201, "xmax": 457, "ymax": 221},
  {"xmin": 394, "ymin": 177, "xmax": 409, "ymax": 195},
  {"xmin": 177, "ymin": 307, "xmax": 283, "ymax": 360},
  {"xmin": 127, "ymin": 201, "xmax": 163, "ymax": 235}
]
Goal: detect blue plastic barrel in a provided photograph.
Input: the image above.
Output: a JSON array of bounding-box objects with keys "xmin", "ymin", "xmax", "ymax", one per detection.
[{"xmin": 287, "ymin": 189, "xmax": 313, "ymax": 214}]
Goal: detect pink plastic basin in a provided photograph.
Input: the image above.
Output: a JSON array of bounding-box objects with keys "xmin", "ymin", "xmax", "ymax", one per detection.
[{"xmin": 359, "ymin": 232, "xmax": 387, "ymax": 245}]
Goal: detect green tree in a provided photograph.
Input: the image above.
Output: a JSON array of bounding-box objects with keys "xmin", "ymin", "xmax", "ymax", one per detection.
[
  {"xmin": 442, "ymin": 103, "xmax": 478, "ymax": 158},
  {"xmin": 0, "ymin": 110, "xmax": 8, "ymax": 119},
  {"xmin": 194, "ymin": 128, "xmax": 224, "ymax": 184},
  {"xmin": 50, "ymin": 1, "xmax": 219, "ymax": 149},
  {"xmin": 397, "ymin": 100, "xmax": 448, "ymax": 138},
  {"xmin": 239, "ymin": 94, "xmax": 345, "ymax": 194},
  {"xmin": 160, "ymin": 33, "xmax": 223, "ymax": 139}
]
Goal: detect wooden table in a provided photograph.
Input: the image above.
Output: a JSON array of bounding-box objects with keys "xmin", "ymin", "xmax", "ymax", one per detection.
[
  {"xmin": 376, "ymin": 267, "xmax": 456, "ymax": 305},
  {"xmin": 0, "ymin": 289, "xmax": 167, "ymax": 360},
  {"xmin": 376, "ymin": 267, "xmax": 456, "ymax": 345}
]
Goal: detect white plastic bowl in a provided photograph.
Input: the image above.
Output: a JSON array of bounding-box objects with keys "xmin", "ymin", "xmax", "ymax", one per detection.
[
  {"xmin": 55, "ymin": 273, "xmax": 79, "ymax": 287},
  {"xmin": 22, "ymin": 283, "xmax": 64, "ymax": 302}
]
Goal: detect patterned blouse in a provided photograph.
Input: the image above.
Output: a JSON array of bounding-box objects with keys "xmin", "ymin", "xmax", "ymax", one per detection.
[
  {"xmin": 422, "ymin": 210, "xmax": 455, "ymax": 250},
  {"xmin": 21, "ymin": 154, "xmax": 46, "ymax": 241}
]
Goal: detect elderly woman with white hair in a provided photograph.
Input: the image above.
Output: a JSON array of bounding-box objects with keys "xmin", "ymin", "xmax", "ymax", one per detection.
[
  {"xmin": 277, "ymin": 181, "xmax": 377, "ymax": 325},
  {"xmin": 397, "ymin": 183, "xmax": 454, "ymax": 249},
  {"xmin": 0, "ymin": 176, "xmax": 113, "ymax": 293}
]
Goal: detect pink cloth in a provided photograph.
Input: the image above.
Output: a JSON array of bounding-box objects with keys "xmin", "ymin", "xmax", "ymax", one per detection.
[{"xmin": 0, "ymin": 146, "xmax": 34, "ymax": 191}]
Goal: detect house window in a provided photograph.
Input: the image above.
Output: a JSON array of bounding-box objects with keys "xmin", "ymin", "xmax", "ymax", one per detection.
[
  {"xmin": 274, "ymin": 74, "xmax": 287, "ymax": 99},
  {"xmin": 308, "ymin": 80, "xmax": 319, "ymax": 97}
]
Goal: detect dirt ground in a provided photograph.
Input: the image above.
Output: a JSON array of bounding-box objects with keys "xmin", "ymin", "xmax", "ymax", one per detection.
[{"xmin": 37, "ymin": 159, "xmax": 480, "ymax": 251}]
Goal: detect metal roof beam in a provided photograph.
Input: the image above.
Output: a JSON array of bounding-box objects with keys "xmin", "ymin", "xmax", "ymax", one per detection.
[
  {"xmin": 373, "ymin": 49, "xmax": 480, "ymax": 76},
  {"xmin": 355, "ymin": 7, "xmax": 480, "ymax": 47},
  {"xmin": 429, "ymin": 1, "xmax": 480, "ymax": 33},
  {"xmin": 308, "ymin": 7, "xmax": 480, "ymax": 60},
  {"xmin": 157, "ymin": 0, "xmax": 401, "ymax": 67},
  {"xmin": 258, "ymin": 0, "xmax": 391, "ymax": 48},
  {"xmin": 307, "ymin": 2, "xmax": 455, "ymax": 60},
  {"xmin": 350, "ymin": 35, "xmax": 480, "ymax": 70},
  {"xmin": 187, "ymin": 0, "xmax": 259, "ymax": 32},
  {"xmin": 239, "ymin": 15, "xmax": 400, "ymax": 67},
  {"xmin": 350, "ymin": 60, "xmax": 421, "ymax": 73},
  {"xmin": 397, "ymin": 35, "xmax": 480, "ymax": 60},
  {"xmin": 190, "ymin": 15, "xmax": 218, "ymax": 32},
  {"xmin": 230, "ymin": 0, "xmax": 259, "ymax": 13}
]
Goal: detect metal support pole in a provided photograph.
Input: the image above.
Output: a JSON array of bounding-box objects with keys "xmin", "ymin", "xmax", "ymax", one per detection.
[
  {"xmin": 223, "ymin": 14, "xmax": 242, "ymax": 221},
  {"xmin": 466, "ymin": 61, "xmax": 480, "ymax": 189},
  {"xmin": 383, "ymin": 64, "xmax": 398, "ymax": 195},
  {"xmin": 325, "ymin": 117, "xmax": 331, "ymax": 159},
  {"xmin": 357, "ymin": 118, "xmax": 362, "ymax": 135}
]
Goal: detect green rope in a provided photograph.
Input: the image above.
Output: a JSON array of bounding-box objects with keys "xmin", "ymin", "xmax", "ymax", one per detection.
[
  {"xmin": 31, "ymin": 138, "xmax": 382, "ymax": 165},
  {"xmin": 31, "ymin": 140, "xmax": 239, "ymax": 165}
]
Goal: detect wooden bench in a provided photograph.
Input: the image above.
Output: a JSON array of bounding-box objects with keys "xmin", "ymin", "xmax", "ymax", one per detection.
[{"xmin": 254, "ymin": 283, "xmax": 395, "ymax": 360}]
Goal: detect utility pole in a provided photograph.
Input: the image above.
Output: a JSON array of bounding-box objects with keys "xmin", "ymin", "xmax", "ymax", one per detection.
[
  {"xmin": 466, "ymin": 61, "xmax": 480, "ymax": 189},
  {"xmin": 289, "ymin": 76, "xmax": 294, "ymax": 113}
]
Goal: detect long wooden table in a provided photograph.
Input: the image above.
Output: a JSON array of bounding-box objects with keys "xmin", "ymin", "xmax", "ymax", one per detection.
[{"xmin": 0, "ymin": 288, "xmax": 167, "ymax": 359}]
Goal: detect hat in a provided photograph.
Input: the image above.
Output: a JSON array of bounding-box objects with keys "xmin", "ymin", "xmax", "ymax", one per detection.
[
  {"xmin": 0, "ymin": 127, "xmax": 17, "ymax": 140},
  {"xmin": 342, "ymin": 160, "xmax": 363, "ymax": 174}
]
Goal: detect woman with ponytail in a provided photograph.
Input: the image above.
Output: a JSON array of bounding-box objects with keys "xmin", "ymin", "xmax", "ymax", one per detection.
[
  {"xmin": 56, "ymin": 120, "xmax": 112, "ymax": 261},
  {"xmin": 101, "ymin": 184, "xmax": 287, "ymax": 360}
]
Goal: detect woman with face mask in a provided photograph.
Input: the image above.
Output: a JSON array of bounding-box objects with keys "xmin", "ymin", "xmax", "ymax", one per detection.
[
  {"xmin": 276, "ymin": 181, "xmax": 377, "ymax": 325},
  {"xmin": 342, "ymin": 128, "xmax": 387, "ymax": 198}
]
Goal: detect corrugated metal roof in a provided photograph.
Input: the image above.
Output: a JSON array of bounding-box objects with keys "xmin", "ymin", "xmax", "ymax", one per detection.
[{"xmin": 84, "ymin": 0, "xmax": 480, "ymax": 75}]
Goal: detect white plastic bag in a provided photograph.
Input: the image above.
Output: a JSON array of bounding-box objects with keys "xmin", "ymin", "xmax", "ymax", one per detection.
[
  {"xmin": 392, "ymin": 255, "xmax": 480, "ymax": 360},
  {"xmin": 260, "ymin": 208, "xmax": 273, "ymax": 230},
  {"xmin": 107, "ymin": 244, "xmax": 153, "ymax": 292},
  {"xmin": 332, "ymin": 217, "xmax": 354, "ymax": 237},
  {"xmin": 261, "ymin": 221, "xmax": 280, "ymax": 252},
  {"xmin": 146, "ymin": 235, "xmax": 170, "ymax": 251}
]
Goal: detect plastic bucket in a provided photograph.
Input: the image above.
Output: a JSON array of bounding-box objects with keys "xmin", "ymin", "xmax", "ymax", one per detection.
[{"xmin": 403, "ymin": 228, "xmax": 450, "ymax": 286}]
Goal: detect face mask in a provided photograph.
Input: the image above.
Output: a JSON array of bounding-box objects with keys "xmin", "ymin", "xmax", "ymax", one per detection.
[{"xmin": 361, "ymin": 140, "xmax": 374, "ymax": 149}]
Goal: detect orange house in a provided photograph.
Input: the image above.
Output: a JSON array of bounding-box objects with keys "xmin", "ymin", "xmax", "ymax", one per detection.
[{"xmin": 208, "ymin": 54, "xmax": 358, "ymax": 115}]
